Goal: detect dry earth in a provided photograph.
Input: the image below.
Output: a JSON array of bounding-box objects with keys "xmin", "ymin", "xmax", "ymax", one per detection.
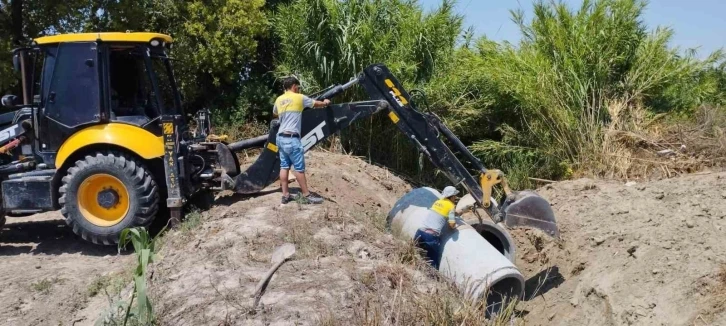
[
  {"xmin": 0, "ymin": 211, "xmax": 133, "ymax": 326},
  {"xmin": 0, "ymin": 151, "xmax": 725, "ymax": 325},
  {"xmin": 512, "ymin": 172, "xmax": 726, "ymax": 326}
]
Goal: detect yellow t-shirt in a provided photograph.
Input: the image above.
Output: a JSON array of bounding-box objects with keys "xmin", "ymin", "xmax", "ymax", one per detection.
[
  {"xmin": 430, "ymin": 198, "xmax": 455, "ymax": 219},
  {"xmin": 273, "ymin": 91, "xmax": 314, "ymax": 135}
]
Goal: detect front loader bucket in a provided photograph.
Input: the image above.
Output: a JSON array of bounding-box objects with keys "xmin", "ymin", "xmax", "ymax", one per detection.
[{"xmin": 500, "ymin": 191, "xmax": 560, "ymax": 239}]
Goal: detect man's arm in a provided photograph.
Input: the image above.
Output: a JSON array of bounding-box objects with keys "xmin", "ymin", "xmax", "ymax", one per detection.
[
  {"xmin": 448, "ymin": 209, "xmax": 457, "ymax": 228},
  {"xmin": 303, "ymin": 96, "xmax": 330, "ymax": 109}
]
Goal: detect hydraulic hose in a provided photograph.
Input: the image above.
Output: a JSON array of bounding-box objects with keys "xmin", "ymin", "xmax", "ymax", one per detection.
[{"xmin": 227, "ymin": 135, "xmax": 268, "ymax": 152}]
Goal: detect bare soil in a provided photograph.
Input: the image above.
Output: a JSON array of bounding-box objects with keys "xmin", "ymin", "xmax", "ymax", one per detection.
[
  {"xmin": 0, "ymin": 211, "xmax": 133, "ymax": 326},
  {"xmin": 511, "ymin": 172, "xmax": 726, "ymax": 325},
  {"xmin": 1, "ymin": 151, "xmax": 725, "ymax": 326},
  {"xmin": 148, "ymin": 151, "xmax": 416, "ymax": 325}
]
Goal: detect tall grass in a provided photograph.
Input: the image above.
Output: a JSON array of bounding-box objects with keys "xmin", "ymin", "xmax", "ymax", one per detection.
[
  {"xmin": 493, "ymin": 0, "xmax": 720, "ymax": 182},
  {"xmin": 272, "ymin": 0, "xmax": 464, "ymax": 187},
  {"xmin": 425, "ymin": 0, "xmax": 725, "ymax": 187},
  {"xmin": 270, "ymin": 0, "xmax": 725, "ymax": 188}
]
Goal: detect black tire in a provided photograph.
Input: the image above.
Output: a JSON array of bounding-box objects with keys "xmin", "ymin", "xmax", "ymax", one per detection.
[{"xmin": 59, "ymin": 152, "xmax": 159, "ymax": 245}]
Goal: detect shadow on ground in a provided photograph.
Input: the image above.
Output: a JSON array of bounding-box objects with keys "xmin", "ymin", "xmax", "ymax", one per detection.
[
  {"xmin": 0, "ymin": 218, "xmax": 120, "ymax": 256},
  {"xmin": 214, "ymin": 187, "xmax": 282, "ymax": 207},
  {"xmin": 0, "ymin": 186, "xmax": 323, "ymax": 257},
  {"xmin": 523, "ymin": 266, "xmax": 565, "ymax": 300}
]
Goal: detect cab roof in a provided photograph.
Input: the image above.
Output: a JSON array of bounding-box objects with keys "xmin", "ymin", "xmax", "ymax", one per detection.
[{"xmin": 33, "ymin": 32, "xmax": 172, "ymax": 45}]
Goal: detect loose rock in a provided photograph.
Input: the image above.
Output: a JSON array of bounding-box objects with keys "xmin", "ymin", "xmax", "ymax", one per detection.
[
  {"xmin": 592, "ymin": 236, "xmax": 606, "ymax": 246},
  {"xmin": 627, "ymin": 242, "xmax": 639, "ymax": 257}
]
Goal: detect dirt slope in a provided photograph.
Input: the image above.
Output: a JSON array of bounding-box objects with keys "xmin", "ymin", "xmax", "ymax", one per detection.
[
  {"xmin": 1, "ymin": 151, "xmax": 725, "ymax": 325},
  {"xmin": 149, "ymin": 151, "xmax": 415, "ymax": 325},
  {"xmin": 511, "ymin": 172, "xmax": 726, "ymax": 325}
]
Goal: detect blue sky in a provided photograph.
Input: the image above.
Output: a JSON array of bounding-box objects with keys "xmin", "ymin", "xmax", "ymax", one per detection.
[{"xmin": 419, "ymin": 0, "xmax": 726, "ymax": 58}]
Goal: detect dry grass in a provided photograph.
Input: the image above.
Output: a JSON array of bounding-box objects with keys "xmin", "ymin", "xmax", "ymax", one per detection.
[
  {"xmin": 212, "ymin": 121, "xmax": 269, "ymax": 142},
  {"xmin": 329, "ymin": 213, "xmax": 523, "ymax": 325},
  {"xmin": 348, "ymin": 264, "xmax": 521, "ymax": 326},
  {"xmin": 580, "ymin": 105, "xmax": 726, "ymax": 181},
  {"xmin": 693, "ymin": 264, "xmax": 726, "ymax": 324},
  {"xmin": 278, "ymin": 215, "xmax": 336, "ymax": 259},
  {"xmin": 30, "ymin": 277, "xmax": 65, "ymax": 294},
  {"xmin": 212, "ymin": 121, "xmax": 270, "ymax": 164}
]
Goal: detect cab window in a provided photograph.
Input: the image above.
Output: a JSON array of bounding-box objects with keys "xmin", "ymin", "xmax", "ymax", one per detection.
[
  {"xmin": 44, "ymin": 42, "xmax": 100, "ymax": 127},
  {"xmin": 108, "ymin": 47, "xmax": 159, "ymax": 124}
]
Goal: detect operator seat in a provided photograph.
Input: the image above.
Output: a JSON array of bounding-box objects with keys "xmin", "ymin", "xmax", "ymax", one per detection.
[{"xmin": 109, "ymin": 88, "xmax": 151, "ymax": 125}]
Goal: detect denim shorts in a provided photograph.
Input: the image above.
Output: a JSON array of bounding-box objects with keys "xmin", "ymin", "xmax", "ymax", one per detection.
[
  {"xmin": 277, "ymin": 135, "xmax": 305, "ymax": 172},
  {"xmin": 414, "ymin": 228, "xmax": 441, "ymax": 269}
]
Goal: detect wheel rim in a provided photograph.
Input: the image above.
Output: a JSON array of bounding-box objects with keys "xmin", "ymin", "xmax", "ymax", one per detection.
[{"xmin": 77, "ymin": 174, "xmax": 130, "ymax": 227}]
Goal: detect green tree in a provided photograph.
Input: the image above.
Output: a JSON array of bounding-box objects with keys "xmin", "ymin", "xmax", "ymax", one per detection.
[{"xmin": 0, "ymin": 0, "xmax": 268, "ymax": 116}]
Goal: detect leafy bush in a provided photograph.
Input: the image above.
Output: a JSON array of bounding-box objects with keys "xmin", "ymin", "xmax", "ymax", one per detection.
[{"xmin": 426, "ymin": 0, "xmax": 724, "ymax": 187}]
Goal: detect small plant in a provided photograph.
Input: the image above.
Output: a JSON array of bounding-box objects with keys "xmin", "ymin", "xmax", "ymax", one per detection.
[
  {"xmin": 31, "ymin": 277, "xmax": 63, "ymax": 294},
  {"xmin": 97, "ymin": 227, "xmax": 163, "ymax": 326},
  {"xmin": 88, "ymin": 273, "xmax": 128, "ymax": 299},
  {"xmin": 180, "ymin": 209, "xmax": 202, "ymax": 234},
  {"xmin": 87, "ymin": 275, "xmax": 110, "ymax": 298}
]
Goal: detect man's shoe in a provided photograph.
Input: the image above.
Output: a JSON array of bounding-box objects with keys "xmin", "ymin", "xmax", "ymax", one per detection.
[
  {"xmin": 281, "ymin": 194, "xmax": 293, "ymax": 204},
  {"xmin": 306, "ymin": 193, "xmax": 324, "ymax": 204},
  {"xmin": 297, "ymin": 193, "xmax": 324, "ymax": 204}
]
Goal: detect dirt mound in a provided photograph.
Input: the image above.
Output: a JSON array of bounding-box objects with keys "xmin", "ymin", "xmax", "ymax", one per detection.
[
  {"xmin": 148, "ymin": 151, "xmax": 417, "ymax": 325},
  {"xmin": 2, "ymin": 151, "xmax": 725, "ymax": 325},
  {"xmin": 511, "ymin": 172, "xmax": 726, "ymax": 325}
]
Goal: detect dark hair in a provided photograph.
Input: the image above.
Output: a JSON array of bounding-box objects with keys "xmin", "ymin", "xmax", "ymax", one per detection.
[{"xmin": 283, "ymin": 77, "xmax": 300, "ymax": 90}]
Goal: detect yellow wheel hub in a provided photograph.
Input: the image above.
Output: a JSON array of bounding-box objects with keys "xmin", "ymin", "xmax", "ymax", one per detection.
[{"xmin": 77, "ymin": 174, "xmax": 130, "ymax": 227}]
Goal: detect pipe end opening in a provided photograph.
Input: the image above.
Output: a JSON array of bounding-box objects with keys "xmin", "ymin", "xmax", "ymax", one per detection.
[{"xmin": 485, "ymin": 276, "xmax": 524, "ymax": 317}]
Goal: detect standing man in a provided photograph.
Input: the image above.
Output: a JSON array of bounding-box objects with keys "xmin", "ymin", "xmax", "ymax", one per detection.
[
  {"xmin": 414, "ymin": 186, "xmax": 467, "ymax": 269},
  {"xmin": 274, "ymin": 77, "xmax": 331, "ymax": 204}
]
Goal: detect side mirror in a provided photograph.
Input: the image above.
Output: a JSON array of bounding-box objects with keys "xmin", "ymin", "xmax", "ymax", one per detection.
[
  {"xmin": 1, "ymin": 95, "xmax": 19, "ymax": 108},
  {"xmin": 12, "ymin": 54, "xmax": 20, "ymax": 73}
]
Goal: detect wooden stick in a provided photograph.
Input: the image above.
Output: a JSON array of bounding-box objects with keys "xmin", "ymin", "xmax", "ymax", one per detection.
[
  {"xmin": 608, "ymin": 154, "xmax": 670, "ymax": 165},
  {"xmin": 250, "ymin": 258, "xmax": 289, "ymax": 310},
  {"xmin": 528, "ymin": 177, "xmax": 557, "ymax": 184}
]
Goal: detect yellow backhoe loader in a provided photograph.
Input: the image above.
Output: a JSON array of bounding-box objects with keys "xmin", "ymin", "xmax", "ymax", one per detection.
[{"xmin": 0, "ymin": 32, "xmax": 558, "ymax": 245}]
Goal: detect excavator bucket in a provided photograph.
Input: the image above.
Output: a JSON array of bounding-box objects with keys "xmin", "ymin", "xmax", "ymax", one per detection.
[{"xmin": 500, "ymin": 190, "xmax": 560, "ymax": 239}]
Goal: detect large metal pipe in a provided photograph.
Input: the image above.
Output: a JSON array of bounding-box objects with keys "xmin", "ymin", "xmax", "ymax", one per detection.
[{"xmin": 387, "ymin": 187, "xmax": 524, "ymax": 313}]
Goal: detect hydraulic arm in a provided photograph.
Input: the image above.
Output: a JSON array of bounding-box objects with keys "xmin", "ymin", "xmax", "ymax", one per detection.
[{"xmin": 221, "ymin": 64, "xmax": 559, "ymax": 238}]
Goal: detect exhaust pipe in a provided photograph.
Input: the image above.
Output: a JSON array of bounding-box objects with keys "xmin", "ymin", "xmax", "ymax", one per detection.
[{"xmin": 387, "ymin": 187, "xmax": 524, "ymax": 314}]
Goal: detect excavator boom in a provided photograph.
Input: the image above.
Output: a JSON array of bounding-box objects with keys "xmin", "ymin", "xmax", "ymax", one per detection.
[{"xmin": 221, "ymin": 64, "xmax": 559, "ymax": 238}]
